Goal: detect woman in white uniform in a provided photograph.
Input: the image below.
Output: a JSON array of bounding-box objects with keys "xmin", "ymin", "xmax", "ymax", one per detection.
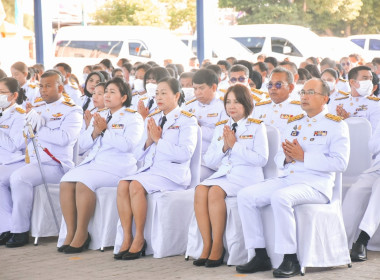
[
  {"xmin": 0, "ymin": 77, "xmax": 27, "ymax": 245},
  {"xmin": 81, "ymin": 71, "xmax": 105, "ymax": 112},
  {"xmin": 115, "ymin": 77, "xmax": 198, "ymax": 260},
  {"xmin": 193, "ymin": 84, "xmax": 269, "ymax": 267},
  {"xmin": 321, "ymin": 68, "xmax": 341, "ymax": 102},
  {"xmin": 59, "ymin": 77, "xmax": 144, "ymax": 254},
  {"xmin": 83, "ymin": 82, "xmax": 107, "ymax": 132}
]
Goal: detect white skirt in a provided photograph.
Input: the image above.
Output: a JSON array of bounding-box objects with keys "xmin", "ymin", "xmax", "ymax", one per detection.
[
  {"xmin": 121, "ymin": 169, "xmax": 185, "ymax": 194},
  {"xmin": 200, "ymin": 176, "xmax": 244, "ymax": 197},
  {"xmin": 61, "ymin": 163, "xmax": 122, "ymax": 192}
]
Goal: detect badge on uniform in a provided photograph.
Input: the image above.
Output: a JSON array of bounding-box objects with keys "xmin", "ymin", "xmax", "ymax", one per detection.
[
  {"xmin": 0, "ymin": 125, "xmax": 9, "ymax": 129},
  {"xmin": 310, "ymin": 138, "xmax": 315, "ymax": 141},
  {"xmin": 356, "ymin": 105, "xmax": 368, "ymax": 111},
  {"xmin": 240, "ymin": 135, "xmax": 253, "ymax": 139},
  {"xmin": 112, "ymin": 124, "xmax": 124, "ymax": 129},
  {"xmin": 168, "ymin": 125, "xmax": 180, "ymax": 129},
  {"xmin": 51, "ymin": 112, "xmax": 63, "ymax": 121},
  {"xmin": 280, "ymin": 114, "xmax": 293, "ymax": 119},
  {"xmin": 207, "ymin": 113, "xmax": 218, "ymax": 117},
  {"xmin": 189, "ymin": 108, "xmax": 194, "ymax": 113},
  {"xmin": 291, "ymin": 131, "xmax": 299, "ymax": 136},
  {"xmin": 313, "ymin": 131, "xmax": 327, "ymax": 136},
  {"xmin": 217, "ymin": 136, "xmax": 223, "ymax": 141}
]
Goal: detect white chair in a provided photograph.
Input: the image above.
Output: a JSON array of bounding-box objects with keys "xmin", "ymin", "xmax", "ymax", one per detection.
[
  {"xmin": 185, "ymin": 125, "xmax": 280, "ymax": 265},
  {"xmin": 112, "ymin": 126, "xmax": 202, "ymax": 257},
  {"xmin": 256, "ymin": 173, "xmax": 351, "ymax": 275},
  {"xmin": 342, "ymin": 118, "xmax": 372, "ymax": 198}
]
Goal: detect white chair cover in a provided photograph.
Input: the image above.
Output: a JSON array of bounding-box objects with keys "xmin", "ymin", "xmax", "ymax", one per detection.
[
  {"xmin": 342, "ymin": 118, "xmax": 372, "ymax": 198},
  {"xmin": 185, "ymin": 125, "xmax": 280, "ymax": 265},
  {"xmin": 253, "ymin": 173, "xmax": 351, "ymax": 270}
]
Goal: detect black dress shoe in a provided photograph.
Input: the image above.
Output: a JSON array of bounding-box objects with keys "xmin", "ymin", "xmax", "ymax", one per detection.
[
  {"xmin": 236, "ymin": 256, "xmax": 272, "ymax": 273},
  {"xmin": 57, "ymin": 245, "xmax": 69, "ymax": 252},
  {"xmin": 193, "ymin": 258, "xmax": 208, "ymax": 266},
  {"xmin": 205, "ymin": 248, "xmax": 226, "ymax": 268},
  {"xmin": 0, "ymin": 231, "xmax": 12, "ymax": 245},
  {"xmin": 122, "ymin": 240, "xmax": 147, "ymax": 260},
  {"xmin": 64, "ymin": 233, "xmax": 91, "ymax": 254},
  {"xmin": 6, "ymin": 232, "xmax": 29, "ymax": 248},
  {"xmin": 114, "ymin": 249, "xmax": 129, "ymax": 260},
  {"xmin": 350, "ymin": 242, "xmax": 367, "ymax": 262},
  {"xmin": 273, "ymin": 259, "xmax": 301, "ymax": 278}
]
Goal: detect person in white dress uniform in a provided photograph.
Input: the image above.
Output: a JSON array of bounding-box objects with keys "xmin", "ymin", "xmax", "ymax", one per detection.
[
  {"xmin": 343, "ymin": 121, "xmax": 380, "ymax": 262},
  {"xmin": 236, "ymin": 78, "xmax": 350, "ymax": 277},
  {"xmin": 0, "ymin": 78, "xmax": 27, "ymax": 245},
  {"xmin": 321, "ymin": 68, "xmax": 349, "ymax": 101},
  {"xmin": 115, "ymin": 77, "xmax": 198, "ymax": 260},
  {"xmin": 58, "ymin": 77, "xmax": 144, "ymax": 254},
  {"xmin": 192, "ymin": 84, "xmax": 268, "ymax": 268},
  {"xmin": 80, "ymin": 71, "xmax": 105, "ymax": 112},
  {"xmin": 0, "ymin": 70, "xmax": 82, "ymax": 248},
  {"xmin": 55, "ymin": 63, "xmax": 82, "ymax": 105},
  {"xmin": 129, "ymin": 64, "xmax": 151, "ymax": 110},
  {"xmin": 82, "ymin": 82, "xmax": 107, "ymax": 132},
  {"xmin": 328, "ymin": 66, "xmax": 380, "ymax": 133}
]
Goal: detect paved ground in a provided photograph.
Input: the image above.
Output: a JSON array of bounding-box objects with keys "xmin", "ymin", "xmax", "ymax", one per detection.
[{"xmin": 1, "ymin": 237, "xmax": 380, "ymax": 280}]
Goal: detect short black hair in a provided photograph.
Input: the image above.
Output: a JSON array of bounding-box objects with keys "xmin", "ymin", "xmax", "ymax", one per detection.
[
  {"xmin": 305, "ymin": 64, "xmax": 321, "ymax": 78},
  {"xmin": 217, "ymin": 60, "xmax": 231, "ymax": 70},
  {"xmin": 174, "ymin": 64, "xmax": 185, "ymax": 75},
  {"xmin": 206, "ymin": 64, "xmax": 222, "ymax": 77},
  {"xmin": 372, "ymin": 57, "xmax": 380, "ymax": 65},
  {"xmin": 372, "ymin": 71, "xmax": 379, "ymax": 96},
  {"xmin": 306, "ymin": 57, "xmax": 318, "ymax": 65},
  {"xmin": 179, "ymin": 72, "xmax": 194, "ymax": 80},
  {"xmin": 298, "ymin": 68, "xmax": 312, "ymax": 81},
  {"xmin": 105, "ymin": 77, "xmax": 132, "ymax": 107},
  {"xmin": 279, "ymin": 61, "xmax": 298, "ymax": 75},
  {"xmin": 121, "ymin": 63, "xmax": 133, "ymax": 73},
  {"xmin": 253, "ymin": 62, "xmax": 268, "ymax": 73},
  {"xmin": 348, "ymin": 66, "xmax": 372, "ymax": 80},
  {"xmin": 166, "ymin": 64, "xmax": 178, "ymax": 79},
  {"xmin": 321, "ymin": 68, "xmax": 338, "ymax": 80},
  {"xmin": 264, "ymin": 57, "xmax": 278, "ymax": 67},
  {"xmin": 135, "ymin": 64, "xmax": 152, "ymax": 73},
  {"xmin": 158, "ymin": 76, "xmax": 185, "ymax": 106},
  {"xmin": 55, "ymin": 62, "xmax": 72, "ymax": 73},
  {"xmin": 320, "ymin": 58, "xmax": 336, "ymax": 68},
  {"xmin": 144, "ymin": 67, "xmax": 170, "ymax": 88},
  {"xmin": 99, "ymin": 58, "xmax": 113, "ymax": 70},
  {"xmin": 112, "ymin": 68, "xmax": 123, "ymax": 78},
  {"xmin": 41, "ymin": 69, "xmax": 64, "ymax": 84},
  {"xmin": 224, "ymin": 84, "xmax": 253, "ymax": 118},
  {"xmin": 193, "ymin": 69, "xmax": 218, "ymax": 87},
  {"xmin": 251, "ymin": 70, "xmax": 262, "ymax": 89}
]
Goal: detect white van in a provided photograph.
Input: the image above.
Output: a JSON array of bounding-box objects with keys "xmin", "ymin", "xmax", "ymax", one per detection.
[
  {"xmin": 223, "ymin": 24, "xmax": 330, "ymax": 65},
  {"xmin": 348, "ymin": 34, "xmax": 380, "ymax": 61},
  {"xmin": 52, "ymin": 26, "xmax": 194, "ymax": 76}
]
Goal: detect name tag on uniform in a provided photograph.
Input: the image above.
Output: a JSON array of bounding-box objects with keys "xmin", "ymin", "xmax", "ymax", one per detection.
[
  {"xmin": 291, "ymin": 131, "xmax": 299, "ymax": 136},
  {"xmin": 280, "ymin": 114, "xmax": 292, "ymax": 119},
  {"xmin": 168, "ymin": 125, "xmax": 180, "ymax": 129},
  {"xmin": 0, "ymin": 125, "xmax": 9, "ymax": 129},
  {"xmin": 112, "ymin": 124, "xmax": 124, "ymax": 129},
  {"xmin": 356, "ymin": 105, "xmax": 368, "ymax": 111},
  {"xmin": 240, "ymin": 135, "xmax": 253, "ymax": 139},
  {"xmin": 207, "ymin": 113, "xmax": 218, "ymax": 117},
  {"xmin": 314, "ymin": 131, "xmax": 327, "ymax": 136}
]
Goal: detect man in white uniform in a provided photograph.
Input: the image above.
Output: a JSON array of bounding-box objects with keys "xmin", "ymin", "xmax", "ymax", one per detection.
[
  {"xmin": 0, "ymin": 70, "xmax": 82, "ymax": 247},
  {"xmin": 55, "ymin": 63, "xmax": 82, "ymax": 105},
  {"xmin": 236, "ymin": 78, "xmax": 350, "ymax": 277}
]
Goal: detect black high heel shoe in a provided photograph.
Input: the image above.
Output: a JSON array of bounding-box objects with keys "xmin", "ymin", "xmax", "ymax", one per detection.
[
  {"xmin": 114, "ymin": 249, "xmax": 129, "ymax": 260},
  {"xmin": 57, "ymin": 244, "xmax": 69, "ymax": 252},
  {"xmin": 122, "ymin": 240, "xmax": 147, "ymax": 260},
  {"xmin": 193, "ymin": 258, "xmax": 208, "ymax": 266},
  {"xmin": 205, "ymin": 248, "xmax": 226, "ymax": 268},
  {"xmin": 64, "ymin": 233, "xmax": 91, "ymax": 254}
]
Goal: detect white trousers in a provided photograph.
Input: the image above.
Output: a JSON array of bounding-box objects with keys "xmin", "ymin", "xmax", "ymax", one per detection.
[
  {"xmin": 237, "ymin": 177, "xmax": 328, "ymax": 254},
  {"xmin": 0, "ymin": 162, "xmax": 64, "ymax": 233},
  {"xmin": 342, "ymin": 171, "xmax": 380, "ymax": 245}
]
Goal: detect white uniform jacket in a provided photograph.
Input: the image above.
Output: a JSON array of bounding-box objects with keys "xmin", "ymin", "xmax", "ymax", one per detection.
[
  {"xmin": 64, "ymin": 82, "xmax": 82, "ymax": 105},
  {"xmin": 203, "ymin": 117, "xmax": 268, "ymax": 186},
  {"xmin": 275, "ymin": 108, "xmax": 350, "ymax": 200},
  {"xmin": 134, "ymin": 107, "xmax": 198, "ymax": 186},
  {"xmin": 78, "ymin": 107, "xmax": 144, "ymax": 176},
  {"xmin": 328, "ymin": 95, "xmax": 380, "ymax": 132},
  {"xmin": 0, "ymin": 104, "xmax": 26, "ymax": 164},
  {"xmin": 363, "ymin": 123, "xmax": 380, "ymax": 173},
  {"xmin": 27, "ymin": 97, "xmax": 83, "ymax": 172}
]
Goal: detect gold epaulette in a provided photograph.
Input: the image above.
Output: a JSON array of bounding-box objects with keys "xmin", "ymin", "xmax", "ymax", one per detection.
[
  {"xmin": 215, "ymin": 119, "xmax": 228, "ymax": 126},
  {"xmin": 97, "ymin": 107, "xmax": 108, "ymax": 112},
  {"xmin": 335, "ymin": 96, "xmax": 349, "ymax": 101},
  {"xmin": 251, "ymin": 94, "xmax": 262, "ymax": 103},
  {"xmin": 219, "ymin": 89, "xmax": 227, "ymax": 94},
  {"xmin": 64, "ymin": 97, "xmax": 71, "ymax": 103},
  {"xmin": 29, "ymin": 84, "xmax": 37, "ymax": 89},
  {"xmin": 125, "ymin": 108, "xmax": 137, "ymax": 113},
  {"xmin": 255, "ymin": 100, "xmax": 272, "ymax": 106},
  {"xmin": 247, "ymin": 118, "xmax": 263, "ymax": 124},
  {"xmin": 219, "ymin": 96, "xmax": 224, "ymax": 101},
  {"xmin": 62, "ymin": 101, "xmax": 75, "ymax": 107},
  {"xmin": 62, "ymin": 92, "xmax": 70, "ymax": 99},
  {"xmin": 132, "ymin": 92, "xmax": 138, "ymax": 96},
  {"xmin": 16, "ymin": 107, "xmax": 26, "ymax": 114},
  {"xmin": 290, "ymin": 100, "xmax": 301, "ymax": 105},
  {"xmin": 147, "ymin": 109, "xmax": 161, "ymax": 117},
  {"xmin": 34, "ymin": 97, "xmax": 43, "ymax": 103},
  {"xmin": 185, "ymin": 98, "xmax": 197, "ymax": 105},
  {"xmin": 339, "ymin": 78, "xmax": 347, "ymax": 83},
  {"xmin": 70, "ymin": 83, "xmax": 78, "ymax": 90},
  {"xmin": 251, "ymin": 88, "xmax": 267, "ymax": 95},
  {"xmin": 181, "ymin": 110, "xmax": 194, "ymax": 118},
  {"xmin": 338, "ymin": 90, "xmax": 349, "ymax": 96},
  {"xmin": 325, "ymin": 113, "xmax": 342, "ymax": 122},
  {"xmin": 368, "ymin": 96, "xmax": 380, "ymax": 102},
  {"xmin": 287, "ymin": 114, "xmax": 304, "ymax": 123},
  {"xmin": 140, "ymin": 96, "xmax": 148, "ymax": 101}
]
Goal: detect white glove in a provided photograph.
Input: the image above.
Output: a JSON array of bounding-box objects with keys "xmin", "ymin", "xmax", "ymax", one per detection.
[{"xmin": 26, "ymin": 109, "xmax": 46, "ymax": 132}]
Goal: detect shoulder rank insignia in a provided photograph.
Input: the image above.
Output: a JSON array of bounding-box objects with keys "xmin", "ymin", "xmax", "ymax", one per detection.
[
  {"xmin": 219, "ymin": 89, "xmax": 227, "ymax": 94},
  {"xmin": 287, "ymin": 114, "xmax": 304, "ymax": 123},
  {"xmin": 185, "ymin": 98, "xmax": 197, "ymax": 105},
  {"xmin": 16, "ymin": 107, "xmax": 26, "ymax": 114},
  {"xmin": 219, "ymin": 96, "xmax": 224, "ymax": 101},
  {"xmin": 367, "ymin": 96, "xmax": 380, "ymax": 102},
  {"xmin": 29, "ymin": 84, "xmax": 37, "ymax": 89},
  {"xmin": 181, "ymin": 110, "xmax": 194, "ymax": 118},
  {"xmin": 255, "ymin": 100, "xmax": 272, "ymax": 106},
  {"xmin": 140, "ymin": 96, "xmax": 148, "ymax": 101},
  {"xmin": 70, "ymin": 83, "xmax": 79, "ymax": 90},
  {"xmin": 338, "ymin": 90, "xmax": 349, "ymax": 96},
  {"xmin": 147, "ymin": 109, "xmax": 161, "ymax": 117},
  {"xmin": 62, "ymin": 92, "xmax": 70, "ymax": 99},
  {"xmin": 290, "ymin": 100, "xmax": 301, "ymax": 105},
  {"xmin": 335, "ymin": 96, "xmax": 349, "ymax": 101},
  {"xmin": 325, "ymin": 113, "xmax": 342, "ymax": 122},
  {"xmin": 132, "ymin": 92, "xmax": 138, "ymax": 96},
  {"xmin": 62, "ymin": 101, "xmax": 75, "ymax": 107},
  {"xmin": 247, "ymin": 118, "xmax": 263, "ymax": 124},
  {"xmin": 339, "ymin": 78, "xmax": 347, "ymax": 83},
  {"xmin": 34, "ymin": 97, "xmax": 44, "ymax": 103},
  {"xmin": 125, "ymin": 108, "xmax": 137, "ymax": 113},
  {"xmin": 251, "ymin": 94, "xmax": 262, "ymax": 103},
  {"xmin": 251, "ymin": 88, "xmax": 267, "ymax": 95},
  {"xmin": 97, "ymin": 107, "xmax": 108, "ymax": 112},
  {"xmin": 215, "ymin": 119, "xmax": 228, "ymax": 126}
]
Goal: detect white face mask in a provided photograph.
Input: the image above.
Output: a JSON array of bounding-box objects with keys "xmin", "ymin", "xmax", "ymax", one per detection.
[
  {"xmin": 145, "ymin": 83, "xmax": 157, "ymax": 97},
  {"xmin": 133, "ymin": 79, "xmax": 144, "ymax": 92},
  {"xmin": 0, "ymin": 94, "xmax": 11, "ymax": 109},
  {"xmin": 356, "ymin": 80, "xmax": 373, "ymax": 97},
  {"xmin": 326, "ymin": 81, "xmax": 336, "ymax": 92},
  {"xmin": 182, "ymin": 87, "xmax": 195, "ymax": 101}
]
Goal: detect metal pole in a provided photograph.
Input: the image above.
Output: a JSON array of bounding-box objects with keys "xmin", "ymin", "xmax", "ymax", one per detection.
[
  {"xmin": 196, "ymin": 0, "xmax": 204, "ymax": 65},
  {"xmin": 34, "ymin": 0, "xmax": 43, "ymax": 64}
]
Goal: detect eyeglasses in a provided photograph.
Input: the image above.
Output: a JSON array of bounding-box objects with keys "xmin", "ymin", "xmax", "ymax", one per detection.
[
  {"xmin": 230, "ymin": 76, "xmax": 247, "ymax": 83},
  {"xmin": 267, "ymin": 82, "xmax": 288, "ymax": 89},
  {"xmin": 298, "ymin": 89, "xmax": 324, "ymax": 96},
  {"xmin": 341, "ymin": 62, "xmax": 351, "ymax": 66}
]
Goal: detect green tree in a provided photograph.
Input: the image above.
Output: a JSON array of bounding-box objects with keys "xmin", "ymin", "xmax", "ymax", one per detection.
[
  {"xmin": 165, "ymin": 0, "xmax": 196, "ymax": 31},
  {"xmin": 2, "ymin": 1, "xmax": 34, "ymax": 31}
]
